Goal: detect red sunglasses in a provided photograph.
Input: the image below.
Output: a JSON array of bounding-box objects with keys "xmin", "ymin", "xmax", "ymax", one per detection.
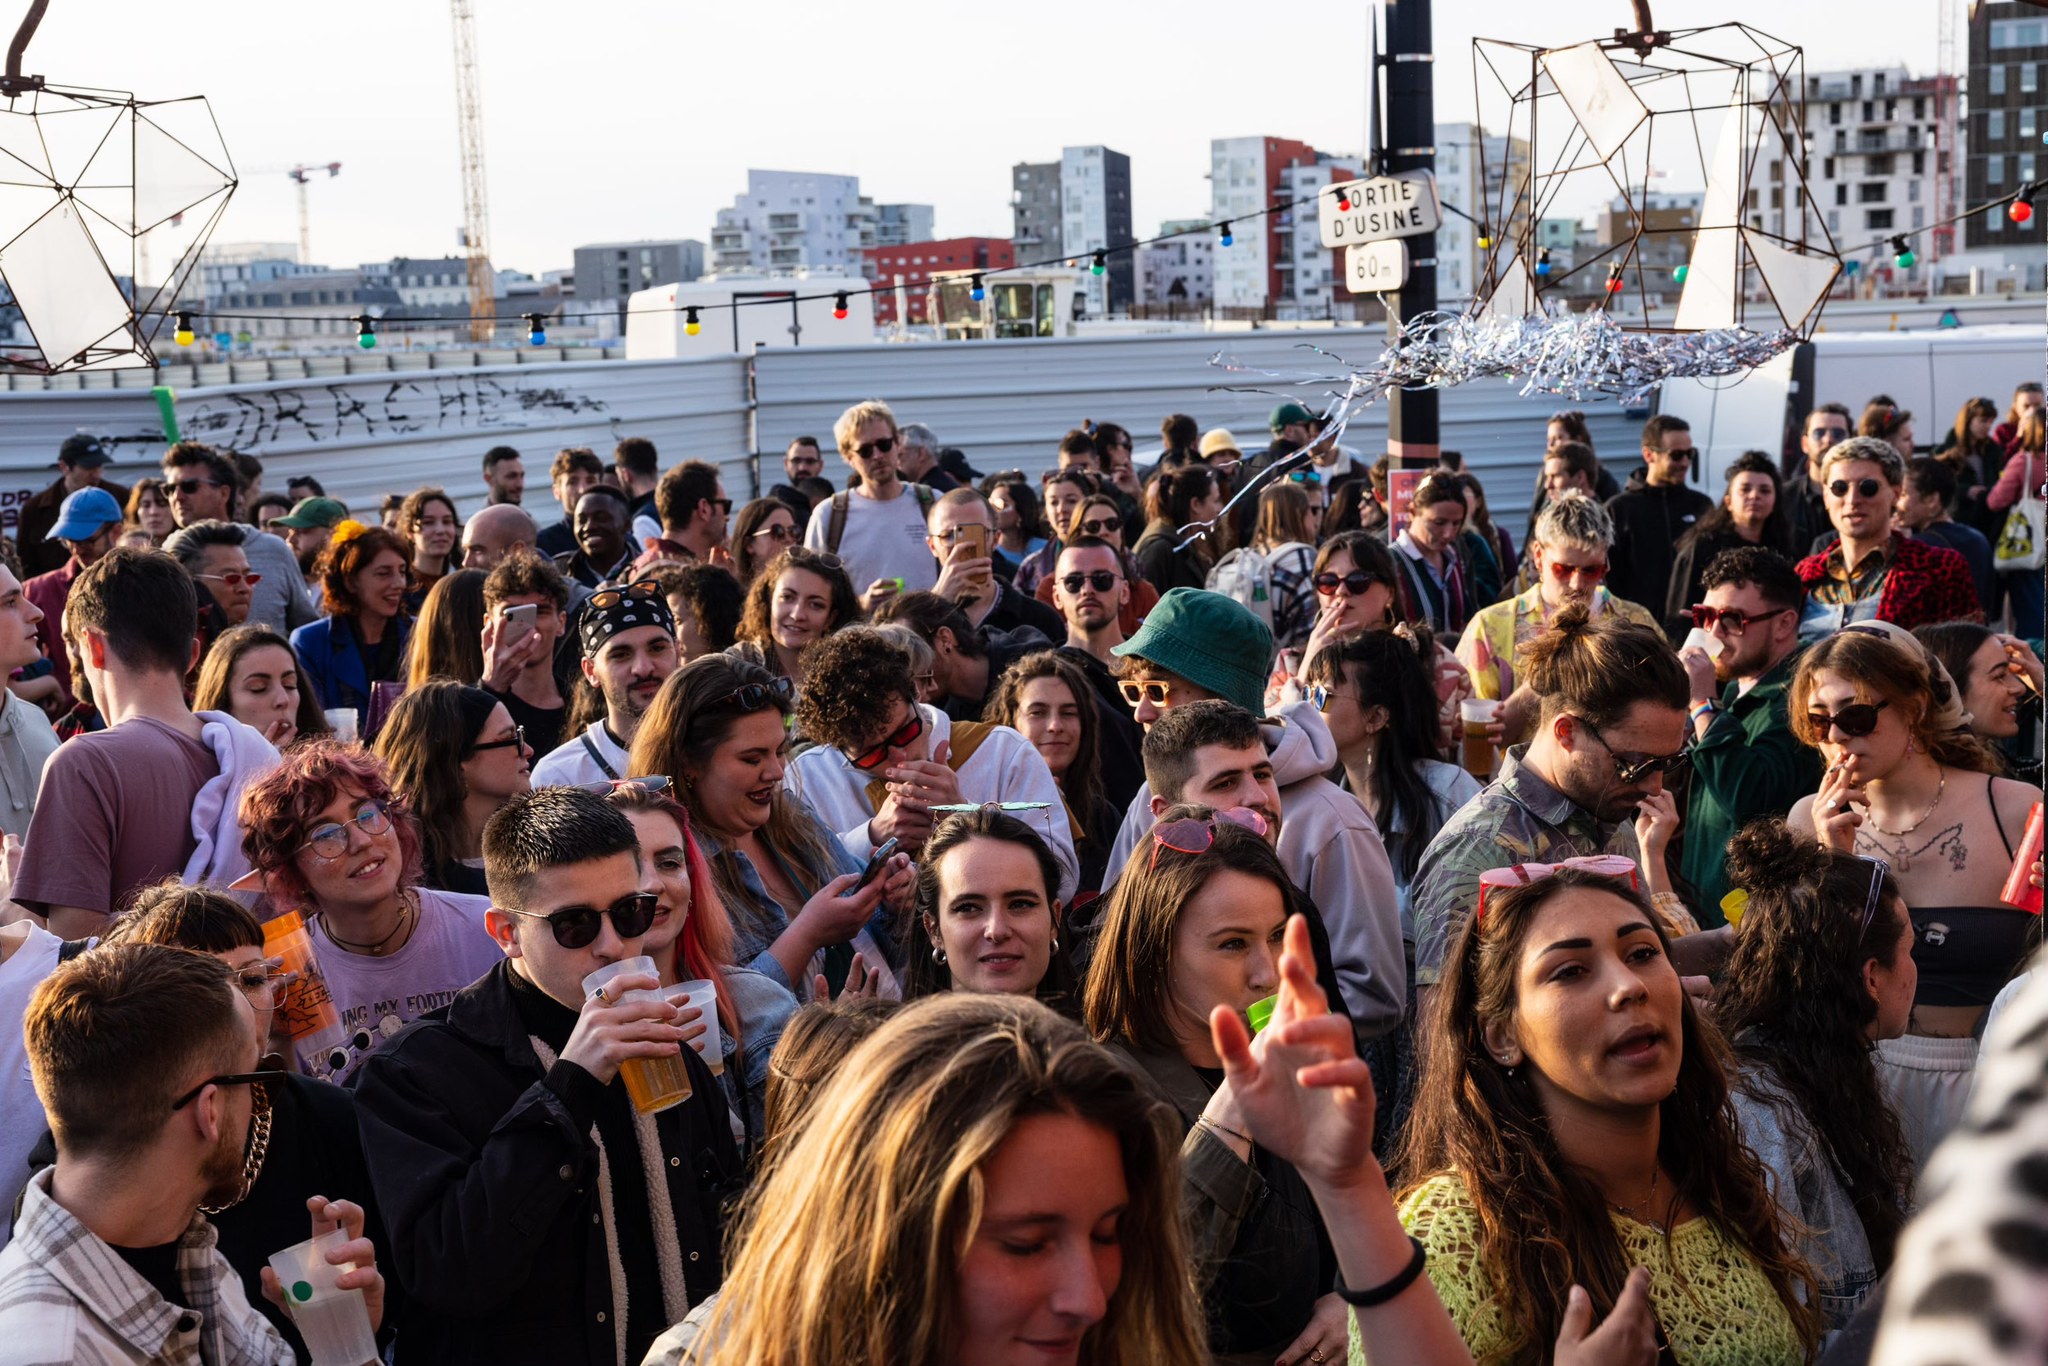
[{"xmin": 849, "ymin": 712, "xmax": 924, "ymax": 771}]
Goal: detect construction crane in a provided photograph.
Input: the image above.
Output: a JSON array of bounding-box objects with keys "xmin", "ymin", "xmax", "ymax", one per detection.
[
  {"xmin": 242, "ymin": 162, "xmax": 343, "ymax": 265},
  {"xmin": 451, "ymin": 0, "xmax": 494, "ymax": 343}
]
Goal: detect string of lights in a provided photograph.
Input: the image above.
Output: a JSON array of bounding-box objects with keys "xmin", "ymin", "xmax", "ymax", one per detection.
[{"xmin": 153, "ymin": 175, "xmax": 2047, "ymax": 349}]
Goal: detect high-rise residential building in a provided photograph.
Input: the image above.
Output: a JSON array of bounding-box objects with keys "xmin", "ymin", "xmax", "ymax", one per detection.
[
  {"xmin": 1963, "ymin": 3, "xmax": 2046, "ymax": 273},
  {"xmin": 1010, "ymin": 148, "xmax": 1134, "ymax": 315},
  {"xmin": 863, "ymin": 237, "xmax": 1016, "ymax": 324},
  {"xmin": 1210, "ymin": 135, "xmax": 1318, "ymax": 311},
  {"xmin": 571, "ymin": 240, "xmax": 705, "ymax": 319},
  {"xmin": 1751, "ymin": 68, "xmax": 1960, "ymax": 287},
  {"xmin": 1434, "ymin": 123, "xmax": 1531, "ymax": 305},
  {"xmin": 1276, "ymin": 155, "xmax": 1363, "ymax": 316},
  {"xmin": 872, "ymin": 203, "xmax": 937, "ymax": 249},
  {"xmin": 1135, "ymin": 219, "xmax": 1214, "ymax": 311},
  {"xmin": 710, "ymin": 170, "xmax": 875, "ymax": 276}
]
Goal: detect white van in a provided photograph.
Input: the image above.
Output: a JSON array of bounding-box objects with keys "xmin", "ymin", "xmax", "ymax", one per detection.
[{"xmin": 1656, "ymin": 325, "xmax": 2042, "ymax": 486}]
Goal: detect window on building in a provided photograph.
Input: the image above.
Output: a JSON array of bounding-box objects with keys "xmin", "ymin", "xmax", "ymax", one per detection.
[
  {"xmin": 1990, "ymin": 109, "xmax": 2008, "ymax": 141},
  {"xmin": 1866, "ymin": 208, "xmax": 1894, "ymax": 230},
  {"xmin": 1991, "ymin": 65, "xmax": 2007, "ymax": 96},
  {"xmin": 1862, "ymin": 100, "xmax": 1875, "ymax": 122},
  {"xmin": 1830, "ymin": 102, "xmax": 1842, "ymax": 124},
  {"xmin": 2023, "ymin": 153, "xmax": 2039, "ymax": 181},
  {"xmin": 1869, "ymin": 154, "xmax": 1894, "ymax": 176},
  {"xmin": 1914, "ymin": 96, "xmax": 1926, "ymax": 120},
  {"xmin": 1885, "ymin": 99, "xmax": 1897, "ymax": 120},
  {"xmin": 1858, "ymin": 182, "xmax": 1886, "ymax": 203},
  {"xmin": 1992, "ymin": 16, "xmax": 2047, "ymax": 47},
  {"xmin": 1989, "ymin": 155, "xmax": 2006, "ymax": 185},
  {"xmin": 1989, "ymin": 206, "xmax": 2004, "ymax": 231},
  {"xmin": 1824, "ymin": 156, "xmax": 1836, "ymax": 178},
  {"xmin": 1875, "ymin": 73, "xmax": 1887, "ymax": 94},
  {"xmin": 2027, "ymin": 64, "xmax": 2042, "ymax": 94},
  {"xmin": 1835, "ymin": 183, "xmax": 1849, "ymax": 205},
  {"xmin": 1909, "ymin": 179, "xmax": 1921, "ymax": 201},
  {"xmin": 2024, "ymin": 109, "xmax": 2040, "ymax": 140},
  {"xmin": 1913, "ymin": 150, "xmax": 1926, "ymax": 175}
]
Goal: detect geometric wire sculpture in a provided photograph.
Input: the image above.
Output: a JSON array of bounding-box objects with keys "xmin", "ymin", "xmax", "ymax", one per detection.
[{"xmin": 0, "ymin": 82, "xmax": 236, "ymax": 374}]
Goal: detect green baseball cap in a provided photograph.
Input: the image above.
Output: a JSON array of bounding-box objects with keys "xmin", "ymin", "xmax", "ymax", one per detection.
[
  {"xmin": 1269, "ymin": 401, "xmax": 1316, "ymax": 430},
  {"xmin": 271, "ymin": 496, "xmax": 348, "ymax": 530},
  {"xmin": 1111, "ymin": 588, "xmax": 1273, "ymax": 717}
]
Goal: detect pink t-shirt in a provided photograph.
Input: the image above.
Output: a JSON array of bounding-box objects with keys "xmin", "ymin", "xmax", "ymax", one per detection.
[{"xmin": 15, "ymin": 716, "xmax": 216, "ymax": 918}]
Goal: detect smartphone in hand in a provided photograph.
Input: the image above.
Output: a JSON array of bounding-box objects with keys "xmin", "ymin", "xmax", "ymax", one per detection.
[{"xmin": 855, "ymin": 837, "xmax": 900, "ymax": 892}]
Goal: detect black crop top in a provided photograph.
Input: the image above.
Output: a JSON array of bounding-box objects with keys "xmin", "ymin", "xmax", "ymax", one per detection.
[{"xmin": 1908, "ymin": 776, "xmax": 2041, "ymax": 1009}]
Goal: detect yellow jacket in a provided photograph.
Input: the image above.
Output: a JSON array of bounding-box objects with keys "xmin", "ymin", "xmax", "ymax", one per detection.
[{"xmin": 1455, "ymin": 585, "xmax": 1664, "ymax": 700}]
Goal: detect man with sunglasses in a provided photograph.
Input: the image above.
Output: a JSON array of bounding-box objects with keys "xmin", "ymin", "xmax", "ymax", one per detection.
[
  {"xmin": 1679, "ymin": 547, "xmax": 1823, "ymax": 915},
  {"xmin": 1603, "ymin": 414, "xmax": 1713, "ymax": 620},
  {"xmin": 160, "ymin": 441, "xmax": 317, "ymax": 633},
  {"xmin": 1794, "ymin": 436, "xmax": 1981, "ymax": 641},
  {"xmin": 353, "ymin": 787, "xmax": 740, "ymax": 1366},
  {"xmin": 531, "ymin": 581, "xmax": 680, "ymax": 788},
  {"xmin": 803, "ymin": 400, "xmax": 940, "ymax": 611},
  {"xmin": 639, "ymin": 460, "xmax": 731, "ymax": 569},
  {"xmin": 924, "ymin": 488, "xmax": 1065, "ymax": 643},
  {"xmin": 4, "ymin": 943, "xmax": 386, "ymax": 1361},
  {"xmin": 1783, "ymin": 402, "xmax": 1854, "ymax": 554}
]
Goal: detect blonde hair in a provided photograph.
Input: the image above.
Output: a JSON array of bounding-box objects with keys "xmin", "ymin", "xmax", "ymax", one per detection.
[
  {"xmin": 691, "ymin": 994, "xmax": 1205, "ymax": 1366},
  {"xmin": 1531, "ymin": 490, "xmax": 1615, "ymax": 553},
  {"xmin": 832, "ymin": 399, "xmax": 898, "ymax": 458}
]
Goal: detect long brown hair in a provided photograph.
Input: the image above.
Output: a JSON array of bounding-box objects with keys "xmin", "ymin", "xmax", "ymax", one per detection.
[
  {"xmin": 193, "ymin": 623, "xmax": 331, "ymax": 744},
  {"xmin": 693, "ymin": 994, "xmax": 1205, "ymax": 1366},
  {"xmin": 901, "ymin": 807, "xmax": 1080, "ymax": 1013},
  {"xmin": 982, "ymin": 651, "xmax": 1102, "ymax": 821},
  {"xmin": 372, "ymin": 681, "xmax": 499, "ymax": 876},
  {"xmin": 1716, "ymin": 820, "xmax": 1913, "ymax": 1269},
  {"xmin": 1946, "ymin": 397, "xmax": 1998, "ymax": 464},
  {"xmin": 735, "ymin": 547, "xmax": 861, "ymax": 657},
  {"xmin": 1397, "ymin": 869, "xmax": 1822, "ymax": 1362},
  {"xmin": 1253, "ymin": 482, "xmax": 1315, "ymax": 549},
  {"xmin": 405, "ymin": 568, "xmax": 487, "ymax": 687},
  {"xmin": 1788, "ymin": 629, "xmax": 2002, "ymax": 773}
]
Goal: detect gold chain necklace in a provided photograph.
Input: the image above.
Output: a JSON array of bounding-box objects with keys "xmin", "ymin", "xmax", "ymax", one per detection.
[
  {"xmin": 1864, "ymin": 770, "xmax": 1947, "ymax": 872},
  {"xmin": 1607, "ymin": 1166, "xmax": 1664, "ymax": 1233}
]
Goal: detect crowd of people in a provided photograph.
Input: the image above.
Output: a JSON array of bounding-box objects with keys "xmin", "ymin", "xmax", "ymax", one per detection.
[{"xmin": 0, "ymin": 385, "xmax": 2042, "ymax": 1366}]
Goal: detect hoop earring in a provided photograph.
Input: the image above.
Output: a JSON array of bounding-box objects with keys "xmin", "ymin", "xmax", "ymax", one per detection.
[
  {"xmin": 931, "ymin": 946, "xmax": 947, "ymax": 965},
  {"xmin": 1050, "ymin": 935, "xmax": 1060, "ymax": 953}
]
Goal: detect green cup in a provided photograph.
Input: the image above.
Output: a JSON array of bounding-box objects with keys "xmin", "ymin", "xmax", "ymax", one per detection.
[{"xmin": 1245, "ymin": 995, "xmax": 1277, "ymax": 1034}]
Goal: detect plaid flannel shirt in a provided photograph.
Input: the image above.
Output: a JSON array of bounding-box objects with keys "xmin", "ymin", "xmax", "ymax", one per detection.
[{"xmin": 0, "ymin": 1167, "xmax": 291, "ymax": 1365}]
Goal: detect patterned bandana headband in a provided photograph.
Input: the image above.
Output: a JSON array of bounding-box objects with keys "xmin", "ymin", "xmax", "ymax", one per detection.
[{"xmin": 578, "ymin": 578, "xmax": 677, "ymax": 658}]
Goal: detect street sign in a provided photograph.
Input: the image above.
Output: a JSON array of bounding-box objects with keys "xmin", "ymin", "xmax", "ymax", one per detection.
[
  {"xmin": 1319, "ymin": 170, "xmax": 1441, "ymax": 248},
  {"xmin": 1343, "ymin": 239, "xmax": 1410, "ymax": 294}
]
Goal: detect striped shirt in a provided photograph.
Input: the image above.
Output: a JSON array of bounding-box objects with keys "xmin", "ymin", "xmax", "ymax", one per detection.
[{"xmin": 0, "ymin": 1167, "xmax": 290, "ymax": 1365}]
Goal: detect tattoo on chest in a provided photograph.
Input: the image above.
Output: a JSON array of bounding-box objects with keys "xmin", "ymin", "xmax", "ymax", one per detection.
[{"xmin": 1855, "ymin": 822, "xmax": 1966, "ymax": 874}]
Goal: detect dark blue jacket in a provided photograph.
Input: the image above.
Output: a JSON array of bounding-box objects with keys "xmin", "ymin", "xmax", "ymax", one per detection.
[{"xmin": 292, "ymin": 613, "xmax": 414, "ymax": 726}]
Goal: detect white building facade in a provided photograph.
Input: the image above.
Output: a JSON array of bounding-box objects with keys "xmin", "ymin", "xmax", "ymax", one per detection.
[
  {"xmin": 1135, "ymin": 219, "xmax": 1214, "ymax": 311},
  {"xmin": 710, "ymin": 170, "xmax": 876, "ymax": 276}
]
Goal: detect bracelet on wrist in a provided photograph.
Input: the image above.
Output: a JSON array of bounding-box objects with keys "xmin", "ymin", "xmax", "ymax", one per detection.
[
  {"xmin": 1688, "ymin": 700, "xmax": 1719, "ymax": 723},
  {"xmin": 1196, "ymin": 1115, "xmax": 1253, "ymax": 1147},
  {"xmin": 1335, "ymin": 1235, "xmax": 1428, "ymax": 1308}
]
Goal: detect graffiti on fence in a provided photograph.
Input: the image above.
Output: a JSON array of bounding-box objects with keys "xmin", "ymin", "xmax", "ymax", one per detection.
[{"xmin": 180, "ymin": 372, "xmax": 609, "ymax": 451}]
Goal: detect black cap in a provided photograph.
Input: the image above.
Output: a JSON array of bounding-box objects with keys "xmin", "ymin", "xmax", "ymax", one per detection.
[{"xmin": 58, "ymin": 434, "xmax": 108, "ymax": 468}]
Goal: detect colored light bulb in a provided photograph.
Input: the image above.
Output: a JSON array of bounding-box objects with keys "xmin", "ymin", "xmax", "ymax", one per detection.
[
  {"xmin": 1671, "ymin": 264, "xmax": 1688, "ymax": 284},
  {"xmin": 684, "ymin": 306, "xmax": 701, "ymax": 336},
  {"xmin": 833, "ymin": 291, "xmax": 849, "ymax": 320},
  {"xmin": 2011, "ymin": 198, "xmax": 2034, "ymax": 224},
  {"xmin": 970, "ymin": 274, "xmax": 985, "ymax": 302},
  {"xmin": 355, "ymin": 315, "xmax": 377, "ymax": 349},
  {"xmin": 1219, "ymin": 221, "xmax": 1234, "ymax": 246},
  {"xmin": 525, "ymin": 313, "xmax": 547, "ymax": 346},
  {"xmin": 1091, "ymin": 251, "xmax": 1106, "ymax": 276},
  {"xmin": 1535, "ymin": 248, "xmax": 1552, "ymax": 277},
  {"xmin": 1891, "ymin": 236, "xmax": 1915, "ymax": 269},
  {"xmin": 173, "ymin": 310, "xmax": 194, "ymax": 346}
]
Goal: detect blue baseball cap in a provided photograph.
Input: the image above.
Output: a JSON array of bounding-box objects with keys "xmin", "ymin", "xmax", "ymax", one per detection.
[{"xmin": 48, "ymin": 486, "xmax": 124, "ymax": 541}]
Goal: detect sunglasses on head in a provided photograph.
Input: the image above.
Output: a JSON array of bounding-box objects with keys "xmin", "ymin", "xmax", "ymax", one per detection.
[
  {"xmin": 1118, "ymin": 679, "xmax": 1172, "ymax": 708},
  {"xmin": 1806, "ymin": 698, "xmax": 1889, "ymax": 740},
  {"xmin": 1079, "ymin": 515, "xmax": 1121, "ymax": 536},
  {"xmin": 588, "ymin": 579, "xmax": 661, "ymax": 611},
  {"xmin": 787, "ymin": 547, "xmax": 845, "ymax": 572},
  {"xmin": 504, "ymin": 892, "xmax": 660, "ymax": 949},
  {"xmin": 1476, "ymin": 855, "xmax": 1641, "ymax": 923},
  {"xmin": 1852, "ymin": 854, "xmax": 1890, "ymax": 943},
  {"xmin": 1060, "ymin": 570, "xmax": 1119, "ymax": 593},
  {"xmin": 1574, "ymin": 717, "xmax": 1691, "ymax": 785},
  {"xmin": 1149, "ymin": 807, "xmax": 1270, "ymax": 871},
  {"xmin": 1688, "ymin": 604, "xmax": 1792, "ymax": 634},
  {"xmin": 849, "ymin": 711, "xmax": 923, "ymax": 771},
  {"xmin": 709, "ymin": 677, "xmax": 794, "ymax": 714},
  {"xmin": 854, "ymin": 436, "xmax": 897, "ymax": 459},
  {"xmin": 1315, "ymin": 570, "xmax": 1382, "ymax": 597},
  {"xmin": 576, "ymin": 774, "xmax": 674, "ymax": 797},
  {"xmin": 1827, "ymin": 477, "xmax": 1885, "ymax": 500}
]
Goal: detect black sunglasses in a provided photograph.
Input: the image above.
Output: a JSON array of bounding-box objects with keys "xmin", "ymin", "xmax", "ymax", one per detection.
[
  {"xmin": 1315, "ymin": 570, "xmax": 1383, "ymax": 597},
  {"xmin": 1827, "ymin": 477, "xmax": 1886, "ymax": 500},
  {"xmin": 706, "ymin": 498, "xmax": 733, "ymax": 515},
  {"xmin": 588, "ymin": 579, "xmax": 661, "ymax": 611},
  {"xmin": 504, "ymin": 892, "xmax": 660, "ymax": 949},
  {"xmin": 1078, "ymin": 515, "xmax": 1121, "ymax": 536},
  {"xmin": 471, "ymin": 724, "xmax": 527, "ymax": 754},
  {"xmin": 1806, "ymin": 699, "xmax": 1889, "ymax": 740},
  {"xmin": 1853, "ymin": 855, "xmax": 1890, "ymax": 943},
  {"xmin": 1574, "ymin": 717, "xmax": 1691, "ymax": 785},
  {"xmin": 172, "ymin": 1069, "xmax": 289, "ymax": 1112},
  {"xmin": 710, "ymin": 678, "xmax": 794, "ymax": 713},
  {"xmin": 171, "ymin": 477, "xmax": 225, "ymax": 496},
  {"xmin": 854, "ymin": 436, "xmax": 897, "ymax": 459},
  {"xmin": 1060, "ymin": 570, "xmax": 1119, "ymax": 593}
]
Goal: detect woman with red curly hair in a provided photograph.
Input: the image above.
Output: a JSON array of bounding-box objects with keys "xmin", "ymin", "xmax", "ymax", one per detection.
[
  {"xmin": 602, "ymin": 777, "xmax": 800, "ymax": 1146},
  {"xmin": 291, "ymin": 522, "xmax": 414, "ymax": 730},
  {"xmin": 238, "ymin": 739, "xmax": 500, "ymax": 1078}
]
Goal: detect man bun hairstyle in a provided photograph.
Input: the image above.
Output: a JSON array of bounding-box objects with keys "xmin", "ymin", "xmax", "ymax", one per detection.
[{"xmin": 1519, "ymin": 605, "xmax": 1687, "ymax": 729}]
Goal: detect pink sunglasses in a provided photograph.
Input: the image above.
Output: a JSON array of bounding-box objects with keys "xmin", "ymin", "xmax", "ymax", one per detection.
[{"xmin": 1475, "ymin": 854, "xmax": 1640, "ymax": 923}]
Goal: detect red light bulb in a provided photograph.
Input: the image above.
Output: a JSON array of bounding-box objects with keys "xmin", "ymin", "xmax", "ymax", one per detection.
[{"xmin": 2011, "ymin": 199, "xmax": 2034, "ymax": 224}]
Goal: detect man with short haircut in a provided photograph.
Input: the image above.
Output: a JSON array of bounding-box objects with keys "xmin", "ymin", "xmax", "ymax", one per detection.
[
  {"xmin": 1052, "ymin": 536, "xmax": 1128, "ymax": 666},
  {"xmin": 161, "ymin": 442, "xmax": 316, "ymax": 632},
  {"xmin": 1542, "ymin": 441, "xmax": 1600, "ymax": 504},
  {"xmin": 270, "ymin": 495, "xmax": 348, "ymax": 578},
  {"xmin": 0, "ymin": 943, "xmax": 386, "ymax": 1359},
  {"xmin": 17, "ymin": 435, "xmax": 129, "ymax": 578},
  {"xmin": 1390, "ymin": 471, "xmax": 1474, "ymax": 635},
  {"xmin": 614, "ymin": 436, "xmax": 662, "ymax": 545},
  {"xmin": 788, "ymin": 626, "xmax": 1077, "ymax": 893},
  {"xmin": 1101, "ymin": 591, "xmax": 1404, "ymax": 1038},
  {"xmin": 25, "ymin": 484, "xmax": 124, "ymax": 709},
  {"xmin": 925, "ymin": 487, "xmax": 1063, "ymax": 641},
  {"xmin": 0, "ymin": 565, "xmax": 58, "ymax": 836},
  {"xmin": 656, "ymin": 563, "xmax": 742, "ymax": 661},
  {"xmin": 1678, "ymin": 546, "xmax": 1821, "ymax": 917},
  {"xmin": 482, "ymin": 550, "xmax": 571, "ymax": 758},
  {"xmin": 462, "ymin": 502, "xmax": 541, "ymax": 572},
  {"xmin": 641, "ymin": 460, "xmax": 729, "ymax": 565},
  {"xmin": 802, "ymin": 400, "xmax": 939, "ymax": 609},
  {"xmin": 1785, "ymin": 402, "xmax": 1853, "ymax": 553},
  {"xmin": 17, "ymin": 549, "xmax": 276, "ymax": 937},
  {"xmin": 1795, "ymin": 435, "xmax": 1980, "ymax": 638},
  {"xmin": 896, "ymin": 422, "xmax": 958, "ymax": 491},
  {"xmin": 483, "ymin": 444, "xmax": 526, "ymax": 505},
  {"xmin": 556, "ymin": 484, "xmax": 636, "ymax": 589},
  {"xmin": 1604, "ymin": 414, "xmax": 1713, "ymax": 615},
  {"xmin": 1055, "ymin": 429, "xmax": 1097, "ymax": 473},
  {"xmin": 767, "ymin": 436, "xmax": 824, "ymax": 518},
  {"xmin": 352, "ymin": 787, "xmax": 738, "ymax": 1366},
  {"xmin": 1411, "ymin": 612, "xmax": 1689, "ymax": 991},
  {"xmin": 1899, "ymin": 456, "xmax": 1996, "ymax": 612},
  {"xmin": 530, "ymin": 584, "xmax": 679, "ymax": 786},
  {"xmin": 164, "ymin": 520, "xmax": 257, "ymax": 626},
  {"xmin": 538, "ymin": 446, "xmax": 605, "ymax": 559},
  {"xmin": 285, "ymin": 475, "xmax": 325, "ymax": 501}
]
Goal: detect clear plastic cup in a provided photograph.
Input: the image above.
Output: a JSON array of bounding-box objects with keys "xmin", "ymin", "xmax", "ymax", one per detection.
[
  {"xmin": 1680, "ymin": 626, "xmax": 1724, "ymax": 660},
  {"xmin": 268, "ymin": 1228, "xmax": 377, "ymax": 1366},
  {"xmin": 663, "ymin": 979, "xmax": 724, "ymax": 1075},
  {"xmin": 582, "ymin": 956, "xmax": 689, "ymax": 1112},
  {"xmin": 1458, "ymin": 697, "xmax": 1502, "ymax": 779},
  {"xmin": 323, "ymin": 709, "xmax": 359, "ymax": 744}
]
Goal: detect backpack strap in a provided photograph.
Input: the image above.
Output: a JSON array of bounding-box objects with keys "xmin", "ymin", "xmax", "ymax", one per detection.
[
  {"xmin": 580, "ymin": 730, "xmax": 621, "ymax": 781},
  {"xmin": 825, "ymin": 491, "xmax": 851, "ymax": 555}
]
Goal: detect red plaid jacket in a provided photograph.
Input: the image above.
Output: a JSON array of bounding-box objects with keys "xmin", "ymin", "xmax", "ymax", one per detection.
[{"xmin": 1796, "ymin": 532, "xmax": 1984, "ymax": 629}]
